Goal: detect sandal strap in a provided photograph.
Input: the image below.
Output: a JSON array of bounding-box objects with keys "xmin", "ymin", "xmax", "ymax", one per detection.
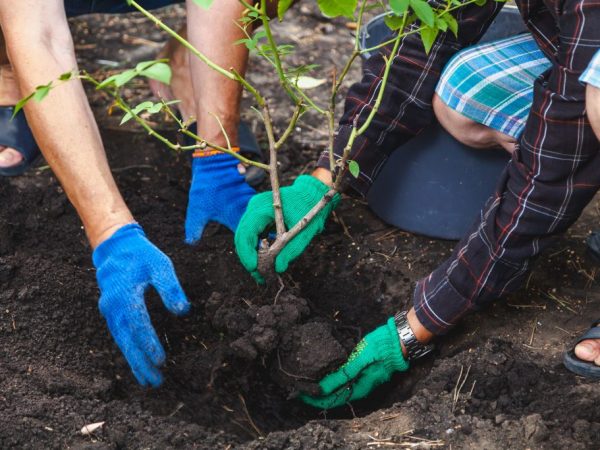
[
  {"xmin": 575, "ymin": 322, "xmax": 600, "ymax": 344},
  {"xmin": 0, "ymin": 106, "xmax": 39, "ymax": 163}
]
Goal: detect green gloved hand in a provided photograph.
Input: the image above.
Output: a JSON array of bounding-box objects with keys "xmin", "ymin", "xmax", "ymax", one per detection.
[
  {"xmin": 300, "ymin": 317, "xmax": 409, "ymax": 409},
  {"xmin": 235, "ymin": 175, "xmax": 340, "ymax": 283}
]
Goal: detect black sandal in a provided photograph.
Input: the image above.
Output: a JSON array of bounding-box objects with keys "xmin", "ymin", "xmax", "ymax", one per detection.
[
  {"xmin": 563, "ymin": 319, "xmax": 600, "ymax": 379},
  {"xmin": 0, "ymin": 106, "xmax": 41, "ymax": 177}
]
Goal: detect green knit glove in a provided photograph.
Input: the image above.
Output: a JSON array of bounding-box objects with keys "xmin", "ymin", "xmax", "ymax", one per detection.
[
  {"xmin": 300, "ymin": 317, "xmax": 409, "ymax": 409},
  {"xmin": 235, "ymin": 175, "xmax": 340, "ymax": 283}
]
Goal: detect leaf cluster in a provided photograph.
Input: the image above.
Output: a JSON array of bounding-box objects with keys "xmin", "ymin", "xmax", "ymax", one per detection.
[{"xmin": 96, "ymin": 60, "xmax": 172, "ymax": 89}]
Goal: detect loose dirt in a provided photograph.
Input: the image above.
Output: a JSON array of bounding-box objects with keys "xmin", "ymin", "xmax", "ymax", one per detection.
[{"xmin": 1, "ymin": 4, "xmax": 599, "ymax": 449}]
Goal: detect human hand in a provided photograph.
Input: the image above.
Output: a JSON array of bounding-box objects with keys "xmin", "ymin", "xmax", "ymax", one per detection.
[
  {"xmin": 93, "ymin": 223, "xmax": 190, "ymax": 387},
  {"xmin": 185, "ymin": 152, "xmax": 256, "ymax": 244},
  {"xmin": 234, "ymin": 174, "xmax": 340, "ymax": 283},
  {"xmin": 300, "ymin": 317, "xmax": 408, "ymax": 409}
]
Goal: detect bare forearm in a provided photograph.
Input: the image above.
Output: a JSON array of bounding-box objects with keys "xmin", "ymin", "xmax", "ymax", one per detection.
[{"xmin": 1, "ymin": 14, "xmax": 133, "ymax": 247}]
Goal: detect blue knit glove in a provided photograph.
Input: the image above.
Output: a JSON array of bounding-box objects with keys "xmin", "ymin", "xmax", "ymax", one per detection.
[
  {"xmin": 93, "ymin": 223, "xmax": 190, "ymax": 387},
  {"xmin": 185, "ymin": 153, "xmax": 256, "ymax": 244}
]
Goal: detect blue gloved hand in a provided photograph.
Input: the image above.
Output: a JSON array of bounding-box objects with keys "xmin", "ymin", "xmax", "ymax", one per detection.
[
  {"xmin": 93, "ymin": 223, "xmax": 190, "ymax": 387},
  {"xmin": 185, "ymin": 152, "xmax": 256, "ymax": 244}
]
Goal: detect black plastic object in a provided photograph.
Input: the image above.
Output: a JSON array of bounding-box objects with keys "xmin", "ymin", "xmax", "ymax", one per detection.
[
  {"xmin": 0, "ymin": 106, "xmax": 41, "ymax": 177},
  {"xmin": 364, "ymin": 6, "xmax": 527, "ymax": 240}
]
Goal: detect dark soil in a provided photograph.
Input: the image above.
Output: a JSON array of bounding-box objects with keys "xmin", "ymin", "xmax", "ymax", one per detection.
[{"xmin": 1, "ymin": 4, "xmax": 600, "ymax": 449}]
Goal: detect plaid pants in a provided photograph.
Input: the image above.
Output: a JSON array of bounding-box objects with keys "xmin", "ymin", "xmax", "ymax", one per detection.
[
  {"xmin": 414, "ymin": 0, "xmax": 600, "ymax": 334},
  {"xmin": 318, "ymin": 0, "xmax": 600, "ymax": 334}
]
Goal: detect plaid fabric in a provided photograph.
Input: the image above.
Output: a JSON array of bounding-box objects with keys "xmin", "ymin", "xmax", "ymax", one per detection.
[
  {"xmin": 580, "ymin": 49, "xmax": 600, "ymax": 88},
  {"xmin": 317, "ymin": 0, "xmax": 600, "ymax": 335},
  {"xmin": 435, "ymin": 33, "xmax": 551, "ymax": 138}
]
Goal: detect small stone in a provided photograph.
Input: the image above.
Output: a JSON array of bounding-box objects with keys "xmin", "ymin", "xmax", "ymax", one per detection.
[
  {"xmin": 524, "ymin": 413, "xmax": 549, "ymax": 443},
  {"xmin": 572, "ymin": 419, "xmax": 590, "ymax": 442}
]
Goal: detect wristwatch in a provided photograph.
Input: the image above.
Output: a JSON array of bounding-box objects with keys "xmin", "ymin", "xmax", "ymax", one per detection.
[{"xmin": 394, "ymin": 311, "xmax": 434, "ymax": 361}]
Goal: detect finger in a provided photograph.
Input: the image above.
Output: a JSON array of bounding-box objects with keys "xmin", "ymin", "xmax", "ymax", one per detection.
[
  {"xmin": 348, "ymin": 364, "xmax": 390, "ymax": 402},
  {"xmin": 299, "ymin": 387, "xmax": 351, "ymax": 410},
  {"xmin": 128, "ymin": 299, "xmax": 167, "ymax": 368},
  {"xmin": 101, "ymin": 300, "xmax": 164, "ymax": 387},
  {"xmin": 274, "ymin": 229, "xmax": 314, "ymax": 273},
  {"xmin": 301, "ymin": 364, "xmax": 388, "ymax": 409},
  {"xmin": 234, "ymin": 193, "xmax": 275, "ymax": 274},
  {"xmin": 185, "ymin": 210, "xmax": 210, "ymax": 245},
  {"xmin": 151, "ymin": 258, "xmax": 191, "ymax": 316},
  {"xmin": 251, "ymin": 270, "xmax": 266, "ymax": 285},
  {"xmin": 316, "ymin": 341, "xmax": 371, "ymax": 396}
]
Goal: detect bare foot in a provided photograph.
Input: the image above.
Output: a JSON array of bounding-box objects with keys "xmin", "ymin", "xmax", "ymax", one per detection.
[
  {"xmin": 0, "ymin": 63, "xmax": 24, "ymax": 169},
  {"xmin": 574, "ymin": 332, "xmax": 600, "ymax": 366}
]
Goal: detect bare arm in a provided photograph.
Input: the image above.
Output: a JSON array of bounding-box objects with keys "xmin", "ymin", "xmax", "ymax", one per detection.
[{"xmin": 0, "ymin": 0, "xmax": 133, "ymax": 248}]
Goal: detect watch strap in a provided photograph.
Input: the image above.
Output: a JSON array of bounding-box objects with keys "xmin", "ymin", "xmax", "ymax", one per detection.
[{"xmin": 393, "ymin": 311, "xmax": 434, "ymax": 361}]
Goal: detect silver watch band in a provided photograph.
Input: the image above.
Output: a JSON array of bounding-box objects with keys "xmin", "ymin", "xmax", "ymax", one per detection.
[{"xmin": 394, "ymin": 311, "xmax": 434, "ymax": 361}]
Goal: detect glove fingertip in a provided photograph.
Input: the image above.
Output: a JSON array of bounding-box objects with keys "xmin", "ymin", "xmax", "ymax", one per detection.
[
  {"xmin": 184, "ymin": 223, "xmax": 205, "ymax": 246},
  {"xmin": 298, "ymin": 393, "xmax": 342, "ymax": 410},
  {"xmin": 141, "ymin": 368, "xmax": 164, "ymax": 388},
  {"xmin": 251, "ymin": 271, "xmax": 266, "ymax": 285},
  {"xmin": 165, "ymin": 293, "xmax": 191, "ymax": 316},
  {"xmin": 274, "ymin": 256, "xmax": 289, "ymax": 274}
]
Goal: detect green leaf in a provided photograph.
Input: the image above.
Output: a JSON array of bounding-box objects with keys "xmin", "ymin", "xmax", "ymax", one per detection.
[
  {"xmin": 420, "ymin": 25, "xmax": 439, "ymax": 54},
  {"xmin": 33, "ymin": 83, "xmax": 52, "ymax": 102},
  {"xmin": 120, "ymin": 112, "xmax": 134, "ymax": 125},
  {"xmin": 96, "ymin": 74, "xmax": 118, "ymax": 89},
  {"xmin": 317, "ymin": 0, "xmax": 358, "ymax": 19},
  {"xmin": 405, "ymin": 12, "xmax": 418, "ymax": 26},
  {"xmin": 192, "ymin": 0, "xmax": 214, "ymax": 9},
  {"xmin": 409, "ymin": 0, "xmax": 435, "ymax": 27},
  {"xmin": 253, "ymin": 30, "xmax": 268, "ymax": 41},
  {"xmin": 435, "ymin": 15, "xmax": 448, "ymax": 32},
  {"xmin": 147, "ymin": 102, "xmax": 164, "ymax": 114},
  {"xmin": 234, "ymin": 37, "xmax": 257, "ymax": 51},
  {"xmin": 278, "ymin": 0, "xmax": 294, "ymax": 20},
  {"xmin": 12, "ymin": 92, "xmax": 35, "ymax": 118},
  {"xmin": 389, "ymin": 0, "xmax": 410, "ymax": 15},
  {"xmin": 474, "ymin": 0, "xmax": 487, "ymax": 5},
  {"xmin": 131, "ymin": 101, "xmax": 154, "ymax": 115},
  {"xmin": 348, "ymin": 160, "xmax": 360, "ymax": 178},
  {"xmin": 113, "ymin": 69, "xmax": 138, "ymax": 87},
  {"xmin": 59, "ymin": 71, "xmax": 73, "ymax": 81},
  {"xmin": 139, "ymin": 62, "xmax": 172, "ymax": 85},
  {"xmin": 384, "ymin": 13, "xmax": 406, "ymax": 30},
  {"xmin": 442, "ymin": 13, "xmax": 458, "ymax": 37},
  {"xmin": 135, "ymin": 60, "xmax": 155, "ymax": 72}
]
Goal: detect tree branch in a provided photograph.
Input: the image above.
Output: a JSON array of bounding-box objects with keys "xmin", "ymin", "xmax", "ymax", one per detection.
[{"xmin": 262, "ymin": 104, "xmax": 286, "ymax": 236}]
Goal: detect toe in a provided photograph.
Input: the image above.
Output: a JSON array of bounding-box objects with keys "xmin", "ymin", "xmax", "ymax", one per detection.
[
  {"xmin": 0, "ymin": 147, "xmax": 24, "ymax": 168},
  {"xmin": 574, "ymin": 339, "xmax": 600, "ymax": 362}
]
